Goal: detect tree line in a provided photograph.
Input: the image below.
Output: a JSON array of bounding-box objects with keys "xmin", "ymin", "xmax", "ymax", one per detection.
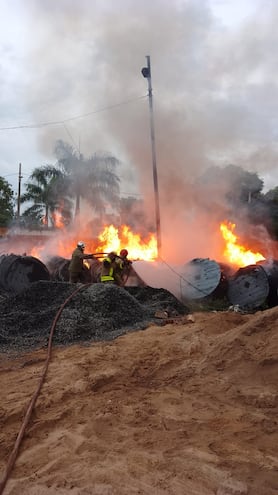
[
  {"xmin": 1, "ymin": 142, "xmax": 278, "ymax": 240},
  {"xmin": 0, "ymin": 140, "xmax": 124, "ymax": 230},
  {"xmin": 0, "ymin": 140, "xmax": 148, "ymax": 233},
  {"xmin": 196, "ymin": 164, "xmax": 278, "ymax": 240}
]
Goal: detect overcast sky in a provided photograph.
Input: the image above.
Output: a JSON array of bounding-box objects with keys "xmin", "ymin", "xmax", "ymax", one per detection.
[{"xmin": 0, "ymin": 0, "xmax": 276, "ymax": 202}]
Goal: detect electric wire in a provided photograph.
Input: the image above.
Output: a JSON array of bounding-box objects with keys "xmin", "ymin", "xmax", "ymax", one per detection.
[
  {"xmin": 0, "ymin": 94, "xmax": 148, "ymax": 131},
  {"xmin": 157, "ymin": 255, "xmax": 212, "ymax": 297},
  {"xmin": 62, "ymin": 123, "xmax": 81, "ymax": 155}
]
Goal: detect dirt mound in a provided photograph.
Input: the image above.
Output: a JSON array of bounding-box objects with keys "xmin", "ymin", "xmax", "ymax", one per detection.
[{"xmin": 0, "ymin": 299, "xmax": 277, "ymax": 494}]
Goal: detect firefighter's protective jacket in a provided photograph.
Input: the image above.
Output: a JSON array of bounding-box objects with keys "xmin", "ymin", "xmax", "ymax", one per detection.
[
  {"xmin": 69, "ymin": 247, "xmax": 92, "ymax": 274},
  {"xmin": 100, "ymin": 257, "xmax": 115, "ymax": 282}
]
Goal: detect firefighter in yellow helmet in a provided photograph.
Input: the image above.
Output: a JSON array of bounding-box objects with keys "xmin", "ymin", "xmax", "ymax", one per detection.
[{"xmin": 68, "ymin": 241, "xmax": 94, "ymax": 283}]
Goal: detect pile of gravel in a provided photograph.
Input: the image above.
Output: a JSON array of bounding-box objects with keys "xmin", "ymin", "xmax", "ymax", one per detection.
[
  {"xmin": 125, "ymin": 286, "xmax": 188, "ymax": 315},
  {"xmin": 0, "ymin": 281, "xmax": 189, "ymax": 353}
]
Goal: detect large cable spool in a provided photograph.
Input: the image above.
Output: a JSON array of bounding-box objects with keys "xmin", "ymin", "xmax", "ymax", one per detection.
[
  {"xmin": 257, "ymin": 260, "xmax": 278, "ymax": 308},
  {"xmin": 0, "ymin": 254, "xmax": 50, "ymax": 294},
  {"xmin": 46, "ymin": 255, "xmax": 91, "ymax": 283},
  {"xmin": 132, "ymin": 259, "xmax": 227, "ymax": 301},
  {"xmin": 180, "ymin": 258, "xmax": 225, "ymax": 300},
  {"xmin": 45, "ymin": 256, "xmax": 71, "ymax": 281},
  {"xmin": 227, "ymin": 264, "xmax": 270, "ymax": 310}
]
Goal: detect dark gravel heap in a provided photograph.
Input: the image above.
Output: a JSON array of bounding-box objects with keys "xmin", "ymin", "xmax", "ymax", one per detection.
[
  {"xmin": 125, "ymin": 286, "xmax": 189, "ymax": 316},
  {"xmin": 0, "ymin": 281, "xmax": 189, "ymax": 353}
]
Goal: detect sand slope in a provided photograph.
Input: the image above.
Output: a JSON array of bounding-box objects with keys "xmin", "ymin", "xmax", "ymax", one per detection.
[{"xmin": 1, "ymin": 308, "xmax": 278, "ymax": 494}]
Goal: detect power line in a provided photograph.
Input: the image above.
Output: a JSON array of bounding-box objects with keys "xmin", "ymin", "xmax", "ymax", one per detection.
[
  {"xmin": 2, "ymin": 173, "xmax": 29, "ymax": 178},
  {"xmin": 62, "ymin": 123, "xmax": 80, "ymax": 155},
  {"xmin": 0, "ymin": 94, "xmax": 147, "ymax": 131}
]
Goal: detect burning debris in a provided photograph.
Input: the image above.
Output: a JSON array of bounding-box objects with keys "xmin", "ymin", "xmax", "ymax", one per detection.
[
  {"xmin": 220, "ymin": 222, "xmax": 266, "ymax": 267},
  {"xmin": 45, "ymin": 255, "xmax": 146, "ymax": 287},
  {"xmin": 0, "ymin": 252, "xmax": 278, "ymax": 313},
  {"xmin": 0, "ymin": 219, "xmax": 277, "ymax": 313},
  {"xmin": 0, "ymin": 281, "xmax": 189, "ymax": 353}
]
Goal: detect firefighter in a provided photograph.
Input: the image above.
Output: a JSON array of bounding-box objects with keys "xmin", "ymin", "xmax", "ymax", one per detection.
[
  {"xmin": 68, "ymin": 241, "xmax": 94, "ymax": 283},
  {"xmin": 114, "ymin": 248, "xmax": 132, "ymax": 286},
  {"xmin": 100, "ymin": 251, "xmax": 118, "ymax": 284}
]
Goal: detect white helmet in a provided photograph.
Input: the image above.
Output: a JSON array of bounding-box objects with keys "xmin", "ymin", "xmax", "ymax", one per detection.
[{"xmin": 77, "ymin": 241, "xmax": 85, "ymax": 248}]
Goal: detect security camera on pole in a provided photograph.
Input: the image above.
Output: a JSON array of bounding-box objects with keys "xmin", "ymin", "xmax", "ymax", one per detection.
[{"xmin": 141, "ymin": 55, "xmax": 162, "ymax": 257}]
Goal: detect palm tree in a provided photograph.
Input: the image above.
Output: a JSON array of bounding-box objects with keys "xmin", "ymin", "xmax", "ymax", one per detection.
[
  {"xmin": 54, "ymin": 140, "xmax": 120, "ymax": 219},
  {"xmin": 21, "ymin": 165, "xmax": 72, "ymax": 228},
  {"xmin": 85, "ymin": 152, "xmax": 121, "ymax": 217}
]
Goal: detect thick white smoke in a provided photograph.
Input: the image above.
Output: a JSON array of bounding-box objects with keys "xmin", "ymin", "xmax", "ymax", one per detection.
[{"xmin": 2, "ymin": 0, "xmax": 278, "ymax": 264}]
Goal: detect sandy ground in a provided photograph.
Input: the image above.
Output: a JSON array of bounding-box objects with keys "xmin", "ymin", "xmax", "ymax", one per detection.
[{"xmin": 0, "ymin": 308, "xmax": 278, "ymax": 495}]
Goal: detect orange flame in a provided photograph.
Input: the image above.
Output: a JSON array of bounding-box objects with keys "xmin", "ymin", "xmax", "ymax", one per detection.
[
  {"xmin": 52, "ymin": 210, "xmax": 64, "ymax": 229},
  {"xmin": 220, "ymin": 222, "xmax": 265, "ymax": 267},
  {"xmin": 30, "ymin": 245, "xmax": 45, "ymax": 260},
  {"xmin": 30, "ymin": 223, "xmax": 157, "ymax": 262},
  {"xmin": 96, "ymin": 224, "xmax": 157, "ymax": 261}
]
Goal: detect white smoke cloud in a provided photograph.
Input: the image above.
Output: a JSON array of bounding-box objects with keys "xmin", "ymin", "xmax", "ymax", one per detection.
[{"xmin": 1, "ymin": 0, "xmax": 278, "ymax": 263}]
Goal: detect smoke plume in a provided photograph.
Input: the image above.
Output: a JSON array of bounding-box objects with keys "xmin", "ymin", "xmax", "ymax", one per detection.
[{"xmin": 7, "ymin": 0, "xmax": 278, "ymax": 263}]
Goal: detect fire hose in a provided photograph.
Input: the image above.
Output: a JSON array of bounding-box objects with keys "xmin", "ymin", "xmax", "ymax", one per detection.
[
  {"xmin": 0, "ymin": 254, "xmax": 143, "ymax": 492},
  {"xmin": 0, "ymin": 282, "xmax": 91, "ymax": 495}
]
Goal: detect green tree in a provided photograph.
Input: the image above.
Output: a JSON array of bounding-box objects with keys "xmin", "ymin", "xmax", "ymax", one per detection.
[
  {"xmin": 54, "ymin": 140, "xmax": 120, "ymax": 219},
  {"xmin": 225, "ymin": 165, "xmax": 264, "ymax": 203},
  {"xmin": 0, "ymin": 177, "xmax": 14, "ymax": 226},
  {"xmin": 21, "ymin": 165, "xmax": 71, "ymax": 228},
  {"xmin": 264, "ymin": 186, "xmax": 278, "ymax": 203},
  {"xmin": 197, "ymin": 164, "xmax": 278, "ymax": 240},
  {"xmin": 197, "ymin": 164, "xmax": 264, "ymax": 204},
  {"xmin": 261, "ymin": 187, "xmax": 278, "ymax": 240}
]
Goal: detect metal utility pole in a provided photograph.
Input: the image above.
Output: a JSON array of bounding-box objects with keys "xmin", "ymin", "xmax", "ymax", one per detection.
[
  {"xmin": 17, "ymin": 162, "xmax": 22, "ymax": 219},
  {"xmin": 141, "ymin": 55, "xmax": 162, "ymax": 257}
]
